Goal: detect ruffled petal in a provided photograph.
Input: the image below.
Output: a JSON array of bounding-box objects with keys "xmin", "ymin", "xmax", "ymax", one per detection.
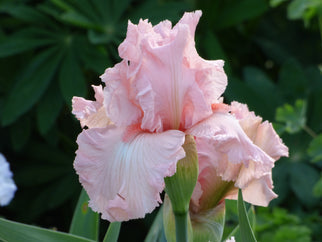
[
  {"xmin": 72, "ymin": 85, "xmax": 111, "ymax": 128},
  {"xmin": 231, "ymin": 101, "xmax": 289, "ymax": 159},
  {"xmin": 135, "ymin": 23, "xmax": 211, "ymax": 131},
  {"xmin": 189, "ymin": 103, "xmax": 288, "ymax": 208},
  {"xmin": 191, "ymin": 136, "xmax": 236, "ymax": 212},
  {"xmin": 188, "ymin": 111, "xmax": 274, "ymax": 168},
  {"xmin": 225, "ymin": 174, "xmax": 277, "ymax": 207},
  {"xmin": 188, "ymin": 111, "xmax": 278, "ymax": 208},
  {"xmin": 100, "ymin": 61, "xmax": 142, "ymax": 127},
  {"xmin": 74, "ymin": 127, "xmax": 185, "ymax": 221},
  {"xmin": 110, "ymin": 10, "xmax": 227, "ymax": 132},
  {"xmin": 254, "ymin": 121, "xmax": 289, "ymax": 160}
]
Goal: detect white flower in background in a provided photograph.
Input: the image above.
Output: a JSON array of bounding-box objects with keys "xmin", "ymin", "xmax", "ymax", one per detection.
[
  {"xmin": 0, "ymin": 153, "xmax": 17, "ymax": 206},
  {"xmin": 225, "ymin": 236, "xmax": 236, "ymax": 242}
]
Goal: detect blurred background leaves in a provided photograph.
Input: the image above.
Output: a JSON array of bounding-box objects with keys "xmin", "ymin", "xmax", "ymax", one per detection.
[{"xmin": 0, "ymin": 0, "xmax": 321, "ymax": 241}]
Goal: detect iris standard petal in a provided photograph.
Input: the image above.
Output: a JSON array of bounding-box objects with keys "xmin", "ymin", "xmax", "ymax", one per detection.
[
  {"xmin": 110, "ymin": 10, "xmax": 227, "ymax": 132},
  {"xmin": 101, "ymin": 61, "xmax": 142, "ymax": 127}
]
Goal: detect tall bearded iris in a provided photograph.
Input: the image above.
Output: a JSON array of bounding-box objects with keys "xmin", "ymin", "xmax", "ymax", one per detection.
[{"xmin": 72, "ymin": 10, "xmax": 287, "ymax": 222}]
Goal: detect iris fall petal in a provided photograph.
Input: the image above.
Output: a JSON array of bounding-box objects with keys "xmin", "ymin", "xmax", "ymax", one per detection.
[{"xmin": 74, "ymin": 127, "xmax": 185, "ymax": 221}]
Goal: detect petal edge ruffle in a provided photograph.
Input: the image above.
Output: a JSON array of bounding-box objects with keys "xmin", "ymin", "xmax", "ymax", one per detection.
[{"xmin": 74, "ymin": 127, "xmax": 185, "ymax": 221}]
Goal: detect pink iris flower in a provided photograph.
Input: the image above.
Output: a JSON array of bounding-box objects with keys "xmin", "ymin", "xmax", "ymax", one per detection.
[
  {"xmin": 190, "ymin": 102, "xmax": 288, "ymax": 213},
  {"xmin": 72, "ymin": 10, "xmax": 288, "ymax": 222}
]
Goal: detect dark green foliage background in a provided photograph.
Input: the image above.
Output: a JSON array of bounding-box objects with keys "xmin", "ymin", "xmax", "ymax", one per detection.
[{"xmin": 0, "ymin": 0, "xmax": 321, "ymax": 241}]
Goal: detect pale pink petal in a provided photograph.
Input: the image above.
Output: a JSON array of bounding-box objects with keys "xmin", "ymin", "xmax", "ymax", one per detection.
[
  {"xmin": 254, "ymin": 121, "xmax": 289, "ymax": 160},
  {"xmin": 190, "ymin": 181, "xmax": 202, "ymax": 211},
  {"xmin": 100, "ymin": 61, "xmax": 142, "ymax": 127},
  {"xmin": 74, "ymin": 127, "xmax": 185, "ymax": 221},
  {"xmin": 72, "ymin": 85, "xmax": 111, "ymax": 128},
  {"xmin": 191, "ymin": 136, "xmax": 236, "ymax": 212},
  {"xmin": 230, "ymin": 101, "xmax": 262, "ymax": 140},
  {"xmin": 188, "ymin": 111, "xmax": 278, "ymax": 208},
  {"xmin": 225, "ymin": 174, "xmax": 277, "ymax": 207},
  {"xmin": 231, "ymin": 101, "xmax": 289, "ymax": 159},
  {"xmin": 176, "ymin": 10, "xmax": 202, "ymax": 37},
  {"xmin": 112, "ymin": 10, "xmax": 227, "ymax": 132},
  {"xmin": 190, "ymin": 104, "xmax": 288, "ymax": 208},
  {"xmin": 188, "ymin": 111, "xmax": 274, "ymax": 167},
  {"xmin": 178, "ymin": 11, "xmax": 227, "ymax": 106},
  {"xmin": 135, "ymin": 23, "xmax": 212, "ymax": 131}
]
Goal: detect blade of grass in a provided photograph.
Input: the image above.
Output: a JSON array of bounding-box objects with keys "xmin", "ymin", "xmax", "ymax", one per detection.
[
  {"xmin": 237, "ymin": 189, "xmax": 257, "ymax": 242},
  {"xmin": 103, "ymin": 222, "xmax": 121, "ymax": 242},
  {"xmin": 69, "ymin": 189, "xmax": 99, "ymax": 241}
]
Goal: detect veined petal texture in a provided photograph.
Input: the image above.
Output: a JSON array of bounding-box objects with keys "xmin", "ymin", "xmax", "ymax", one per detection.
[
  {"xmin": 74, "ymin": 127, "xmax": 185, "ymax": 221},
  {"xmin": 101, "ymin": 10, "xmax": 227, "ymax": 132}
]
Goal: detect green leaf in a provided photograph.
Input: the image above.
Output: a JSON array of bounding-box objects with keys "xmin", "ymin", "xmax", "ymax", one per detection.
[
  {"xmin": 59, "ymin": 47, "xmax": 87, "ymax": 105},
  {"xmin": 64, "ymin": 0, "xmax": 101, "ymax": 23},
  {"xmin": 0, "ymin": 218, "xmax": 95, "ymax": 242},
  {"xmin": 14, "ymin": 164, "xmax": 69, "ymax": 187},
  {"xmin": 145, "ymin": 207, "xmax": 166, "ymax": 242},
  {"xmin": 69, "ymin": 189, "xmax": 99, "ymax": 240},
  {"xmin": 243, "ymin": 66, "xmax": 282, "ymax": 118},
  {"xmin": 103, "ymin": 222, "xmax": 121, "ymax": 242},
  {"xmin": 272, "ymin": 122, "xmax": 286, "ymax": 136},
  {"xmin": 270, "ymin": 0, "xmax": 288, "ymax": 7},
  {"xmin": 278, "ymin": 59, "xmax": 308, "ymax": 100},
  {"xmin": 213, "ymin": 0, "xmax": 269, "ymax": 30},
  {"xmin": 254, "ymin": 37, "xmax": 292, "ymax": 65},
  {"xmin": 313, "ymin": 175, "xmax": 322, "ymax": 197},
  {"xmin": 271, "ymin": 162, "xmax": 291, "ymax": 205},
  {"xmin": 111, "ymin": 0, "xmax": 131, "ymax": 21},
  {"xmin": 10, "ymin": 116, "xmax": 31, "ymax": 151},
  {"xmin": 77, "ymin": 38, "xmax": 110, "ymax": 73},
  {"xmin": 2, "ymin": 47, "xmax": 63, "ymax": 126},
  {"xmin": 27, "ymin": 174, "xmax": 79, "ymax": 219},
  {"xmin": 274, "ymin": 225, "xmax": 311, "ymax": 242},
  {"xmin": 237, "ymin": 189, "xmax": 257, "ymax": 242},
  {"xmin": 308, "ymin": 134, "xmax": 322, "ymax": 163},
  {"xmin": 36, "ymin": 83, "xmax": 63, "ymax": 135},
  {"xmin": 0, "ymin": 3, "xmax": 53, "ymax": 24},
  {"xmin": 50, "ymin": 0, "xmax": 74, "ymax": 12},
  {"xmin": 0, "ymin": 28, "xmax": 57, "ymax": 58},
  {"xmin": 287, "ymin": 0, "xmax": 321, "ymax": 20},
  {"xmin": 275, "ymin": 99, "xmax": 307, "ymax": 134},
  {"xmin": 290, "ymin": 163, "xmax": 320, "ymax": 207},
  {"xmin": 227, "ymin": 205, "xmax": 256, "ymax": 241},
  {"xmin": 129, "ymin": 1, "xmax": 188, "ymax": 24},
  {"xmin": 200, "ymin": 31, "xmax": 232, "ymax": 76},
  {"xmin": 90, "ymin": 0, "xmax": 111, "ymax": 22},
  {"xmin": 88, "ymin": 29, "xmax": 116, "ymax": 44},
  {"xmin": 225, "ymin": 76, "xmax": 271, "ymax": 119},
  {"xmin": 61, "ymin": 11, "xmax": 100, "ymax": 30}
]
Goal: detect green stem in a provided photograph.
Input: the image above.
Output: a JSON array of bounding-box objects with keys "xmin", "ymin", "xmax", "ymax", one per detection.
[
  {"xmin": 174, "ymin": 212, "xmax": 188, "ymax": 242},
  {"xmin": 303, "ymin": 125, "xmax": 317, "ymax": 138},
  {"xmin": 318, "ymin": 16, "xmax": 322, "ymax": 44}
]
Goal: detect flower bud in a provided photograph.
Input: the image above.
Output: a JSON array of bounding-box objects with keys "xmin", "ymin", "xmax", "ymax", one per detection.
[
  {"xmin": 164, "ymin": 134, "xmax": 199, "ymax": 214},
  {"xmin": 190, "ymin": 202, "xmax": 225, "ymax": 242}
]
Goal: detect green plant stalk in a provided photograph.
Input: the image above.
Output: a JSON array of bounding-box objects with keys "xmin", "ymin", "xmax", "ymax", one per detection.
[
  {"xmin": 164, "ymin": 135, "xmax": 198, "ymax": 242},
  {"xmin": 174, "ymin": 212, "xmax": 188, "ymax": 242},
  {"xmin": 103, "ymin": 222, "xmax": 121, "ymax": 242},
  {"xmin": 319, "ymin": 16, "xmax": 322, "ymax": 44}
]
